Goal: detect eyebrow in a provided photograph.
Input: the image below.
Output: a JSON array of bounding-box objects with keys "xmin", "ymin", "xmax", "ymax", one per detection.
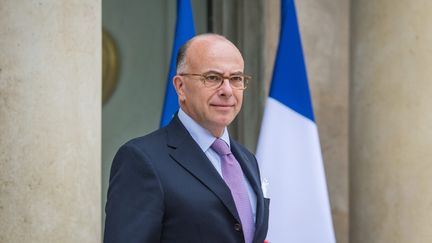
[
  {"xmin": 204, "ymin": 70, "xmax": 245, "ymax": 75},
  {"xmin": 230, "ymin": 71, "xmax": 245, "ymax": 75}
]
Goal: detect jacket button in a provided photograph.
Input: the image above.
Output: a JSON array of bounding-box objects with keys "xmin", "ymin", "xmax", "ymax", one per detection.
[{"xmin": 234, "ymin": 223, "xmax": 242, "ymax": 231}]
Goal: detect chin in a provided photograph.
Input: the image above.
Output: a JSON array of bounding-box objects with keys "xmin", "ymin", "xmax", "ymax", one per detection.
[{"xmin": 214, "ymin": 117, "xmax": 234, "ymax": 127}]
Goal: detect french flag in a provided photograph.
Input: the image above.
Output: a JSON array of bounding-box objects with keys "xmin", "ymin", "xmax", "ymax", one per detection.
[
  {"xmin": 256, "ymin": 0, "xmax": 335, "ymax": 242},
  {"xmin": 160, "ymin": 0, "xmax": 195, "ymax": 127}
]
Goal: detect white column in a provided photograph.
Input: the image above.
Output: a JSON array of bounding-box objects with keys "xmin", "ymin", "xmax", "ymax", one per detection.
[
  {"xmin": 350, "ymin": 0, "xmax": 432, "ymax": 242},
  {"xmin": 0, "ymin": 1, "xmax": 101, "ymax": 242}
]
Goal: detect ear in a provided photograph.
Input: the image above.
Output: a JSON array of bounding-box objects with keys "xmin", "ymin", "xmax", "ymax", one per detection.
[{"xmin": 173, "ymin": 75, "xmax": 186, "ymax": 101}]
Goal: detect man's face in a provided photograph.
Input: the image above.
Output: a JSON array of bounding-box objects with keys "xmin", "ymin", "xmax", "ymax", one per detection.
[{"xmin": 174, "ymin": 37, "xmax": 245, "ymax": 136}]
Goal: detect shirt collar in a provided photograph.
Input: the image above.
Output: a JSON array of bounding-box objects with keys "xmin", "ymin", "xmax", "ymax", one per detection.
[{"xmin": 178, "ymin": 108, "xmax": 230, "ymax": 152}]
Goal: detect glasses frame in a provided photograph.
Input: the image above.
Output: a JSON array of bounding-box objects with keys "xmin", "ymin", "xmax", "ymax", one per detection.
[{"xmin": 178, "ymin": 72, "xmax": 251, "ymax": 90}]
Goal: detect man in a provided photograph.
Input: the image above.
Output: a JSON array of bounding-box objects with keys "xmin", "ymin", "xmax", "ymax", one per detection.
[{"xmin": 104, "ymin": 34, "xmax": 269, "ymax": 243}]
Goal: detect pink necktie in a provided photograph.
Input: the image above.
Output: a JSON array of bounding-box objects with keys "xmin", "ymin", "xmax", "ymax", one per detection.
[{"xmin": 211, "ymin": 138, "xmax": 255, "ymax": 243}]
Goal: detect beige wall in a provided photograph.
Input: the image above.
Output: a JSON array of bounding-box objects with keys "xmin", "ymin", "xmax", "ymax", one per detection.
[
  {"xmin": 0, "ymin": 1, "xmax": 101, "ymax": 242},
  {"xmin": 350, "ymin": 0, "xmax": 432, "ymax": 242}
]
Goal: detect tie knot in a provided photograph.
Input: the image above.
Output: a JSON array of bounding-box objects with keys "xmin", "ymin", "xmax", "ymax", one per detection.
[{"xmin": 211, "ymin": 138, "xmax": 231, "ymax": 156}]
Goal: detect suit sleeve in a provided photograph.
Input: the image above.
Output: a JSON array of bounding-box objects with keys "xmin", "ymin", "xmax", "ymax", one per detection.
[{"xmin": 104, "ymin": 143, "xmax": 164, "ymax": 243}]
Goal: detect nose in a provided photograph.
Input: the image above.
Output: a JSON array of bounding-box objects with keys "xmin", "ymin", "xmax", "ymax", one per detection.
[{"xmin": 218, "ymin": 78, "xmax": 233, "ymax": 97}]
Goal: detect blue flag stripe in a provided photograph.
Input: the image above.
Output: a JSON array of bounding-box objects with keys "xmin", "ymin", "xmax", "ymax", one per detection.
[
  {"xmin": 269, "ymin": 0, "xmax": 315, "ymax": 122},
  {"xmin": 160, "ymin": 0, "xmax": 196, "ymax": 127}
]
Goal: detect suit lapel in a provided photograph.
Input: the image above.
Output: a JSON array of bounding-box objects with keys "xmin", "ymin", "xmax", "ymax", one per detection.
[{"xmin": 166, "ymin": 117, "xmax": 241, "ymax": 222}]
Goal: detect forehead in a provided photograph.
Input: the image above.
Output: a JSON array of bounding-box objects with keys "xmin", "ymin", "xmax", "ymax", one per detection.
[{"xmin": 185, "ymin": 37, "xmax": 244, "ymax": 72}]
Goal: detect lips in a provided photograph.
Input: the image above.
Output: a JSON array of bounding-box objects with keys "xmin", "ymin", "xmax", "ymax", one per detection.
[
  {"xmin": 210, "ymin": 104, "xmax": 235, "ymax": 112},
  {"xmin": 210, "ymin": 104, "xmax": 235, "ymax": 108}
]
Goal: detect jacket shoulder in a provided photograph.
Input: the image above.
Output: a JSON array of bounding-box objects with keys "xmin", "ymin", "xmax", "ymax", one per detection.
[{"xmin": 122, "ymin": 127, "xmax": 168, "ymax": 149}]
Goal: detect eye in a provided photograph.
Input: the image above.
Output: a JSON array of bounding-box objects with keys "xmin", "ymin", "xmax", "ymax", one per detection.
[
  {"xmin": 205, "ymin": 74, "xmax": 222, "ymax": 83},
  {"xmin": 230, "ymin": 75, "xmax": 244, "ymax": 82}
]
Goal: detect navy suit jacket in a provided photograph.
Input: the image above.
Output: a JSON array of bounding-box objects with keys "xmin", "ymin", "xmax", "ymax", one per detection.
[{"xmin": 104, "ymin": 116, "xmax": 269, "ymax": 243}]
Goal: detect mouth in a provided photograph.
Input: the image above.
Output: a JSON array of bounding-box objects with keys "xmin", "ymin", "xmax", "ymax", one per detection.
[
  {"xmin": 210, "ymin": 104, "xmax": 235, "ymax": 110},
  {"xmin": 211, "ymin": 104, "xmax": 234, "ymax": 107}
]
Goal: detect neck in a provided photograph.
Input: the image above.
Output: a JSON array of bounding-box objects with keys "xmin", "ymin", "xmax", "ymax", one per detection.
[
  {"xmin": 208, "ymin": 127, "xmax": 225, "ymax": 138},
  {"xmin": 179, "ymin": 107, "xmax": 227, "ymax": 138}
]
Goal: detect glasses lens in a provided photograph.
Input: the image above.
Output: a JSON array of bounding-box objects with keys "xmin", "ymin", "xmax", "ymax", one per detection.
[
  {"xmin": 229, "ymin": 75, "xmax": 245, "ymax": 89},
  {"xmin": 204, "ymin": 74, "xmax": 223, "ymax": 88}
]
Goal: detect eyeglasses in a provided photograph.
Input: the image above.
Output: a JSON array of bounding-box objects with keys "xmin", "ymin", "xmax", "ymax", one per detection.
[{"xmin": 179, "ymin": 72, "xmax": 251, "ymax": 90}]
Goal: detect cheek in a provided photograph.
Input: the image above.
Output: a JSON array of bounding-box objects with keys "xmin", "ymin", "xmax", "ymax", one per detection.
[
  {"xmin": 235, "ymin": 92, "xmax": 244, "ymax": 107},
  {"xmin": 192, "ymin": 93, "xmax": 209, "ymax": 111},
  {"xmin": 185, "ymin": 86, "xmax": 200, "ymax": 103}
]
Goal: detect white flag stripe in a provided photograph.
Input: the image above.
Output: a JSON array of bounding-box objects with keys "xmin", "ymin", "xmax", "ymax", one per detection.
[{"xmin": 257, "ymin": 98, "xmax": 334, "ymax": 242}]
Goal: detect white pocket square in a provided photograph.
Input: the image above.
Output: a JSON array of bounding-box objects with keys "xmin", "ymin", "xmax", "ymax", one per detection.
[{"xmin": 261, "ymin": 178, "xmax": 270, "ymax": 198}]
